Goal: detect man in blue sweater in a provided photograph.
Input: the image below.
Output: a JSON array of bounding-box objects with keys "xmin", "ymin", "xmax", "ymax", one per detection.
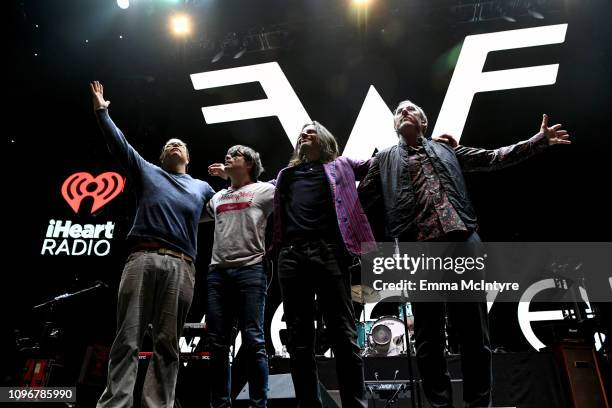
[{"xmin": 90, "ymin": 81, "xmax": 215, "ymax": 408}]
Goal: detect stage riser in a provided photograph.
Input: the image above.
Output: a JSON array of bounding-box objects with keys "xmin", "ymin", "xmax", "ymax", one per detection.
[{"xmin": 74, "ymin": 352, "xmax": 574, "ymax": 407}]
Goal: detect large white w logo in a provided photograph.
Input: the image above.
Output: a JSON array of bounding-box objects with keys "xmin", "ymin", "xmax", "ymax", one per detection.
[{"xmin": 191, "ymin": 23, "xmax": 567, "ymax": 159}]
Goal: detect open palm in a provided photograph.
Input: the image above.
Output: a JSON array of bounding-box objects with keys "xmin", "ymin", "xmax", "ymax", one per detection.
[
  {"xmin": 90, "ymin": 80, "xmax": 111, "ymax": 110},
  {"xmin": 541, "ymin": 114, "xmax": 571, "ymax": 146}
]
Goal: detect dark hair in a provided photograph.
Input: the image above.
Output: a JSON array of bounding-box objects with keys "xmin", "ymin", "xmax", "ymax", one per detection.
[
  {"xmin": 288, "ymin": 121, "xmax": 339, "ymax": 167},
  {"xmin": 227, "ymin": 145, "xmax": 264, "ymax": 180}
]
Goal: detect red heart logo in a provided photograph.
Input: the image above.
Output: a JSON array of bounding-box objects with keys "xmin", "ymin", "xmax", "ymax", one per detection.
[{"xmin": 61, "ymin": 172, "xmax": 125, "ymax": 214}]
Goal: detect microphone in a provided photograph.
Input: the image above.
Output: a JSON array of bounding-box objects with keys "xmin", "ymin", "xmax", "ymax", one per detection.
[{"xmin": 95, "ymin": 280, "xmax": 109, "ymax": 289}]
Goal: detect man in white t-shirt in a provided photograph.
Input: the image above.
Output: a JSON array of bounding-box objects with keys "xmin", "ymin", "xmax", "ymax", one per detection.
[{"xmin": 206, "ymin": 145, "xmax": 274, "ymax": 408}]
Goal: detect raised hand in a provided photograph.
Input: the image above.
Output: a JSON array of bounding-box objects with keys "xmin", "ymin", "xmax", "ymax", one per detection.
[
  {"xmin": 208, "ymin": 163, "xmax": 228, "ymax": 180},
  {"xmin": 540, "ymin": 114, "xmax": 571, "ymax": 146},
  {"xmin": 90, "ymin": 81, "xmax": 111, "ymax": 111}
]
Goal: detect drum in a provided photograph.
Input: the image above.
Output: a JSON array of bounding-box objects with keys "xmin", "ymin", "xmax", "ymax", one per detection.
[
  {"xmin": 356, "ymin": 320, "xmax": 374, "ymax": 350},
  {"xmin": 366, "ymin": 316, "xmax": 407, "ymax": 356}
]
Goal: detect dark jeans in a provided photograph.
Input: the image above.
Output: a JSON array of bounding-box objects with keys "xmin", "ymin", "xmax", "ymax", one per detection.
[
  {"xmin": 412, "ymin": 231, "xmax": 492, "ymax": 408},
  {"xmin": 278, "ymin": 239, "xmax": 366, "ymax": 408},
  {"xmin": 207, "ymin": 262, "xmax": 269, "ymax": 408}
]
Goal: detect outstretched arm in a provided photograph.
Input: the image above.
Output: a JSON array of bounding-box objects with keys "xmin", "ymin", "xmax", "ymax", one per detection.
[
  {"xmin": 456, "ymin": 114, "xmax": 571, "ymax": 173},
  {"xmin": 90, "ymin": 81, "xmax": 146, "ymax": 175},
  {"xmin": 344, "ymin": 157, "xmax": 373, "ymax": 181},
  {"xmin": 357, "ymin": 156, "xmax": 387, "ymax": 240}
]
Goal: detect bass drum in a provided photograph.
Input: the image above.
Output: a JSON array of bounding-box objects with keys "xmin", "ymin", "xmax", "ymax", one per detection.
[{"xmin": 365, "ymin": 316, "xmax": 407, "ymax": 356}]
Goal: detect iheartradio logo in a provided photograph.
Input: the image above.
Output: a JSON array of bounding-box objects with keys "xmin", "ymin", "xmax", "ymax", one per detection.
[
  {"xmin": 42, "ymin": 171, "xmax": 124, "ymax": 257},
  {"xmin": 61, "ymin": 172, "xmax": 125, "ymax": 214}
]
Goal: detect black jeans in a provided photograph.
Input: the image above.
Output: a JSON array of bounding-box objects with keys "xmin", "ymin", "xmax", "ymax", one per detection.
[
  {"xmin": 278, "ymin": 239, "xmax": 366, "ymax": 408},
  {"xmin": 412, "ymin": 231, "xmax": 492, "ymax": 408}
]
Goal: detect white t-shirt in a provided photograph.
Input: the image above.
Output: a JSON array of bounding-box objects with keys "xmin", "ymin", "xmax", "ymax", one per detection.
[{"xmin": 207, "ymin": 181, "xmax": 275, "ymax": 268}]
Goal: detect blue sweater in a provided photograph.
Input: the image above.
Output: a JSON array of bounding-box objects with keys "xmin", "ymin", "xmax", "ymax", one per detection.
[{"xmin": 96, "ymin": 109, "xmax": 214, "ymax": 259}]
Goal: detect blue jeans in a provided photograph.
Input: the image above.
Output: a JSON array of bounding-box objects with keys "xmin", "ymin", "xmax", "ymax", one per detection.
[{"xmin": 207, "ymin": 262, "xmax": 269, "ymax": 408}]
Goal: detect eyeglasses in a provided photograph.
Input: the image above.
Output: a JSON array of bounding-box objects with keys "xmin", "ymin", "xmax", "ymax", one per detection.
[
  {"xmin": 229, "ymin": 151, "xmax": 245, "ymax": 158},
  {"xmin": 165, "ymin": 142, "xmax": 186, "ymax": 149}
]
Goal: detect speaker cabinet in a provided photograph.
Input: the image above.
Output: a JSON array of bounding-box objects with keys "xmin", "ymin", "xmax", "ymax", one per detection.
[{"xmin": 555, "ymin": 342, "xmax": 609, "ymax": 408}]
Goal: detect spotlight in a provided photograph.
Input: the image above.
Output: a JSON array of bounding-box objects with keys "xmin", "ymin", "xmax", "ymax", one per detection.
[
  {"xmin": 528, "ymin": 9, "xmax": 545, "ymax": 19},
  {"xmin": 233, "ymin": 47, "xmax": 247, "ymax": 59},
  {"xmin": 498, "ymin": 4, "xmax": 516, "ymax": 23},
  {"xmin": 211, "ymin": 49, "xmax": 224, "ymax": 63},
  {"xmin": 170, "ymin": 14, "xmax": 191, "ymax": 37},
  {"xmin": 233, "ymin": 39, "xmax": 249, "ymax": 59},
  {"xmin": 117, "ymin": 0, "xmax": 129, "ymax": 10},
  {"xmin": 353, "ymin": 0, "xmax": 370, "ymax": 4}
]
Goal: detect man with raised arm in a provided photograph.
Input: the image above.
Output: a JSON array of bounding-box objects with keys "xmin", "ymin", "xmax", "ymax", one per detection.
[
  {"xmin": 359, "ymin": 99, "xmax": 571, "ymax": 408},
  {"xmin": 90, "ymin": 81, "xmax": 215, "ymax": 408}
]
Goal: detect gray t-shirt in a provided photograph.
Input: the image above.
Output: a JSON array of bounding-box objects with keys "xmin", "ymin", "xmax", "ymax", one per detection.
[{"xmin": 207, "ymin": 181, "xmax": 275, "ymax": 268}]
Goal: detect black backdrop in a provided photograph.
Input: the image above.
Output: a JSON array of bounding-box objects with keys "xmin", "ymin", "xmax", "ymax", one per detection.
[{"xmin": 5, "ymin": 0, "xmax": 612, "ymax": 385}]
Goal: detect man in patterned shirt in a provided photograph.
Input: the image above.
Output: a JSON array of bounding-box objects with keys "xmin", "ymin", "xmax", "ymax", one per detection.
[{"xmin": 359, "ymin": 99, "xmax": 571, "ymax": 408}]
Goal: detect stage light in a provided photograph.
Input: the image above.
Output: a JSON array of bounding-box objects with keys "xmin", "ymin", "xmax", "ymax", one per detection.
[
  {"xmin": 233, "ymin": 39, "xmax": 248, "ymax": 59},
  {"xmin": 353, "ymin": 0, "xmax": 370, "ymax": 4},
  {"xmin": 170, "ymin": 14, "xmax": 191, "ymax": 37},
  {"xmin": 211, "ymin": 49, "xmax": 224, "ymax": 63},
  {"xmin": 233, "ymin": 47, "xmax": 247, "ymax": 59},
  {"xmin": 528, "ymin": 9, "xmax": 545, "ymax": 19},
  {"xmin": 117, "ymin": 0, "xmax": 129, "ymax": 10}
]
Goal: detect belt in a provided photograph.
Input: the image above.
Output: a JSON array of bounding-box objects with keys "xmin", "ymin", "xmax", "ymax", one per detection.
[
  {"xmin": 131, "ymin": 242, "xmax": 193, "ymax": 263},
  {"xmin": 284, "ymin": 234, "xmax": 340, "ymax": 245}
]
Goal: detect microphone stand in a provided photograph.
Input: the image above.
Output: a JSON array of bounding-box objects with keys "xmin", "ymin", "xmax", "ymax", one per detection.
[
  {"xmin": 33, "ymin": 281, "xmax": 109, "ymax": 310},
  {"xmin": 392, "ymin": 239, "xmax": 421, "ymax": 408},
  {"xmin": 400, "ymin": 299, "xmax": 420, "ymax": 408},
  {"xmin": 381, "ymin": 370, "xmax": 403, "ymax": 408}
]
